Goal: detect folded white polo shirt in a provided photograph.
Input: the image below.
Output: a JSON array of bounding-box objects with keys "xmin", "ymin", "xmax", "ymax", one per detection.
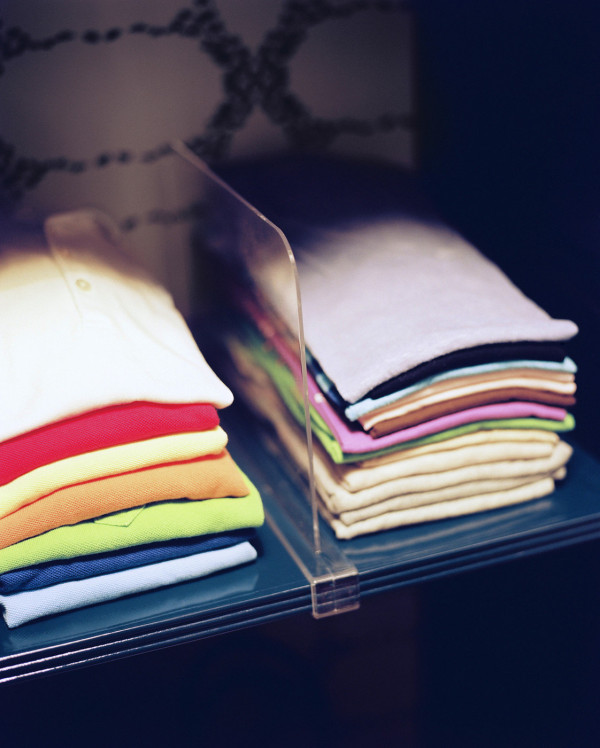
[{"xmin": 0, "ymin": 209, "xmax": 233, "ymax": 442}]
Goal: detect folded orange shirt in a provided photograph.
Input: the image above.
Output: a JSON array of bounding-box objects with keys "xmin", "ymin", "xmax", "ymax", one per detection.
[
  {"xmin": 0, "ymin": 450, "xmax": 248, "ymax": 550},
  {"xmin": 0, "ymin": 401, "xmax": 220, "ymax": 487}
]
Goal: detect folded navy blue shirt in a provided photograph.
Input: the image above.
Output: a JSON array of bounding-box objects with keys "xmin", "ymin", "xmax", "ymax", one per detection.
[{"xmin": 0, "ymin": 529, "xmax": 256, "ymax": 594}]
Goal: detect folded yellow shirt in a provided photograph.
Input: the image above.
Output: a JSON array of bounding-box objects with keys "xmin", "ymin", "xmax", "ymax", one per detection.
[
  {"xmin": 0, "ymin": 449, "xmax": 249, "ymax": 550},
  {"xmin": 0, "ymin": 426, "xmax": 228, "ymax": 519}
]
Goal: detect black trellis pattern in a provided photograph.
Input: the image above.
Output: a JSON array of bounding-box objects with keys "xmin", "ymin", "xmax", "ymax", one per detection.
[{"xmin": 0, "ymin": 0, "xmax": 412, "ymax": 208}]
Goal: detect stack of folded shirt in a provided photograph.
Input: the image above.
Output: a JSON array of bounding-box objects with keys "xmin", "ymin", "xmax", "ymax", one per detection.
[
  {"xmin": 216, "ymin": 160, "xmax": 578, "ymax": 540},
  {"xmin": 0, "ymin": 209, "xmax": 264, "ymax": 627}
]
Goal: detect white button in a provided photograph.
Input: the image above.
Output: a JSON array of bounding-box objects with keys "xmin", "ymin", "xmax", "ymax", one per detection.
[
  {"xmin": 314, "ymin": 392, "xmax": 325, "ymax": 404},
  {"xmin": 75, "ymin": 278, "xmax": 91, "ymax": 291}
]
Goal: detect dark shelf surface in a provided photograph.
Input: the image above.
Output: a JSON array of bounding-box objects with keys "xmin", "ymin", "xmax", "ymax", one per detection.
[
  {"xmin": 1, "ymin": 407, "xmax": 599, "ymax": 685},
  {"xmin": 0, "ymin": 500, "xmax": 311, "ymax": 685}
]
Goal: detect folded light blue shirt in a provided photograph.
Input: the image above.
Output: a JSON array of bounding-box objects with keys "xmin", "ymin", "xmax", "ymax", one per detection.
[
  {"xmin": 0, "ymin": 541, "xmax": 257, "ymax": 628},
  {"xmin": 344, "ymin": 357, "xmax": 578, "ymax": 421}
]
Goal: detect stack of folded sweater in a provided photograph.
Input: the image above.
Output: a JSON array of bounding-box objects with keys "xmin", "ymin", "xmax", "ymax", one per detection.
[
  {"xmin": 217, "ymin": 160, "xmax": 578, "ymax": 540},
  {"xmin": 0, "ymin": 209, "xmax": 264, "ymax": 628}
]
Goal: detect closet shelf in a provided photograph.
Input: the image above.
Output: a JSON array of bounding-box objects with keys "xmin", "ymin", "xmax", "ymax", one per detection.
[{"xmin": 2, "ymin": 406, "xmax": 599, "ymax": 685}]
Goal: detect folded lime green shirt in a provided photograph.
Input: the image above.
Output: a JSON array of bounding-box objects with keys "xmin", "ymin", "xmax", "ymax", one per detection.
[
  {"xmin": 237, "ymin": 331, "xmax": 575, "ymax": 464},
  {"xmin": 0, "ymin": 474, "xmax": 264, "ymax": 574}
]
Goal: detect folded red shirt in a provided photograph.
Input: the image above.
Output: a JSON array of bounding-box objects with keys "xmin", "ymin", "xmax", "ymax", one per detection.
[{"xmin": 0, "ymin": 401, "xmax": 219, "ymax": 486}]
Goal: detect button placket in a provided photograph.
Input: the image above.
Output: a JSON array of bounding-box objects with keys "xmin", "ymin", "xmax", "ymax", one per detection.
[{"xmin": 50, "ymin": 244, "xmax": 112, "ymax": 328}]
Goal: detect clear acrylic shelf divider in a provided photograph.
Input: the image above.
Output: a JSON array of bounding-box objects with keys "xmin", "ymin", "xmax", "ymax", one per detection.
[{"xmin": 171, "ymin": 141, "xmax": 360, "ymax": 618}]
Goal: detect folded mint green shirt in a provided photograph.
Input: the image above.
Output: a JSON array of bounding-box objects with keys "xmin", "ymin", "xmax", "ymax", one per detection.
[{"xmin": 0, "ymin": 476, "xmax": 264, "ymax": 574}]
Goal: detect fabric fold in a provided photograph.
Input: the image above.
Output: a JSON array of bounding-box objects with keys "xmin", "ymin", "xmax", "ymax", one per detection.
[
  {"xmin": 344, "ymin": 356, "xmax": 578, "ymax": 421},
  {"xmin": 0, "ymin": 401, "xmax": 220, "ymax": 487},
  {"xmin": 0, "ymin": 474, "xmax": 264, "ymax": 575},
  {"xmin": 0, "ymin": 541, "xmax": 258, "ymax": 628},
  {"xmin": 321, "ymin": 476, "xmax": 560, "ymax": 539},
  {"xmin": 0, "ymin": 450, "xmax": 250, "ymax": 551},
  {"xmin": 318, "ymin": 442, "xmax": 572, "ymax": 514},
  {"xmin": 228, "ymin": 331, "xmax": 575, "ymax": 464},
  {"xmin": 0, "ymin": 427, "xmax": 228, "ymax": 519},
  {"xmin": 0, "ymin": 529, "xmax": 256, "ymax": 594},
  {"xmin": 367, "ymin": 388, "xmax": 575, "ymax": 437},
  {"xmin": 335, "ymin": 468, "xmax": 566, "ymax": 526},
  {"xmin": 358, "ymin": 372, "xmax": 576, "ymax": 430},
  {"xmin": 261, "ymin": 386, "xmax": 573, "ymax": 514}
]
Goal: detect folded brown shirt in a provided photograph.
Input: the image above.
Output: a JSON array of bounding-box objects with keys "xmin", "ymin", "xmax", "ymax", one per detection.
[{"xmin": 369, "ymin": 388, "xmax": 576, "ymax": 437}]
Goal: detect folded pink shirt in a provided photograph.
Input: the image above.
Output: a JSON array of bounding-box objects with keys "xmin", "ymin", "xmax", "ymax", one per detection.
[{"xmin": 260, "ymin": 216, "xmax": 578, "ymax": 403}]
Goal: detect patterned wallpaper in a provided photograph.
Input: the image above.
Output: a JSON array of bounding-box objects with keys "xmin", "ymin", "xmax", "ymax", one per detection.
[{"xmin": 0, "ymin": 0, "xmax": 414, "ymax": 311}]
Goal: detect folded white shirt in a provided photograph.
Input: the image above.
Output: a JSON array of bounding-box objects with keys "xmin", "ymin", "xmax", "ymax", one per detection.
[
  {"xmin": 334, "ymin": 467, "xmax": 567, "ymax": 525},
  {"xmin": 357, "ymin": 428, "xmax": 559, "ymax": 468},
  {"xmin": 321, "ymin": 477, "xmax": 560, "ymax": 539},
  {"xmin": 325, "ymin": 438, "xmax": 566, "ymax": 498},
  {"xmin": 0, "ymin": 209, "xmax": 233, "ymax": 442}
]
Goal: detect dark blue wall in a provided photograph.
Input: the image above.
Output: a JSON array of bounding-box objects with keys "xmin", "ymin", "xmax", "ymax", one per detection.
[{"xmin": 415, "ymin": 0, "xmax": 600, "ymax": 451}]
